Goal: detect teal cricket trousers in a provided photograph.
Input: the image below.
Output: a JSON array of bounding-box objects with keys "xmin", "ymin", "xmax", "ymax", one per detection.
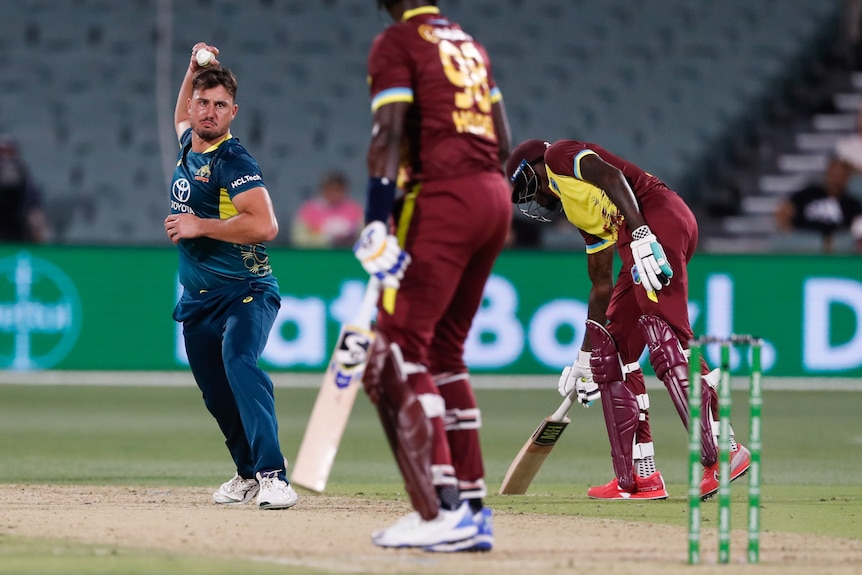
[{"xmin": 173, "ymin": 278, "xmax": 286, "ymax": 481}]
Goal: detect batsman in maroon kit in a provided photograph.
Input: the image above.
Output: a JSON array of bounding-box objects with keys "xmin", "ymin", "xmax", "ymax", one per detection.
[
  {"xmin": 505, "ymin": 139, "xmax": 752, "ymax": 500},
  {"xmin": 352, "ymin": 0, "xmax": 512, "ymax": 552}
]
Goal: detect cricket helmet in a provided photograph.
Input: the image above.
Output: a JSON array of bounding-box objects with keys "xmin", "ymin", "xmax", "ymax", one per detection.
[{"xmin": 506, "ymin": 139, "xmax": 553, "ymax": 221}]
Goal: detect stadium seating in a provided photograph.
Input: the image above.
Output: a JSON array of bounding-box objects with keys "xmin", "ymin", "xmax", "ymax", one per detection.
[{"xmin": 0, "ymin": 0, "xmax": 844, "ymax": 246}]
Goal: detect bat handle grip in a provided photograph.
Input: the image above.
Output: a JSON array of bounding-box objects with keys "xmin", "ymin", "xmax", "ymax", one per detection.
[
  {"xmin": 551, "ymin": 392, "xmax": 576, "ymax": 421},
  {"xmin": 355, "ymin": 276, "xmax": 381, "ymax": 329}
]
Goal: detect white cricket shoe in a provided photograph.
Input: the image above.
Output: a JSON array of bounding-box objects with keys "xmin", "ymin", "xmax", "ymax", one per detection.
[
  {"xmin": 255, "ymin": 470, "xmax": 299, "ymax": 510},
  {"xmin": 212, "ymin": 473, "xmax": 259, "ymax": 505},
  {"xmin": 371, "ymin": 511, "xmax": 420, "ymax": 540},
  {"xmin": 372, "ymin": 502, "xmax": 477, "ymax": 549}
]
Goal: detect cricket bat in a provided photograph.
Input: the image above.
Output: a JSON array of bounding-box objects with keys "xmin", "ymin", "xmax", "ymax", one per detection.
[
  {"xmin": 290, "ymin": 277, "xmax": 381, "ymax": 493},
  {"xmin": 498, "ymin": 391, "xmax": 576, "ymax": 495}
]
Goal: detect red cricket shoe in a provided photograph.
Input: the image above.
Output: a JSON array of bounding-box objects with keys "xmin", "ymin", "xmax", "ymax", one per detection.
[
  {"xmin": 587, "ymin": 471, "xmax": 669, "ymax": 500},
  {"xmin": 701, "ymin": 443, "xmax": 752, "ymax": 500}
]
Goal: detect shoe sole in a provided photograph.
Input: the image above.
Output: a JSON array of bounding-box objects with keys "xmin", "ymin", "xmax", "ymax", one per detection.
[
  {"xmin": 632, "ymin": 492, "xmax": 669, "ymax": 500},
  {"xmin": 587, "ymin": 493, "xmax": 669, "ymax": 501},
  {"xmin": 373, "ymin": 526, "xmax": 478, "ymax": 549},
  {"xmin": 587, "ymin": 487, "xmax": 669, "ymax": 501},
  {"xmin": 425, "ymin": 536, "xmax": 493, "ymax": 553},
  {"xmin": 373, "ymin": 519, "xmax": 478, "ymax": 549},
  {"xmin": 259, "ymin": 498, "xmax": 299, "ymax": 510}
]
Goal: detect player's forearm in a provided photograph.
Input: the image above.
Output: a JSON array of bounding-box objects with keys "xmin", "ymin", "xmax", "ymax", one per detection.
[
  {"xmin": 586, "ymin": 285, "xmax": 611, "ymax": 324},
  {"xmin": 604, "ymin": 181, "xmax": 647, "ymax": 231},
  {"xmin": 492, "ymin": 100, "xmax": 512, "ymax": 163},
  {"xmin": 197, "ymin": 212, "xmax": 279, "ymax": 245},
  {"xmin": 367, "ymin": 143, "xmax": 400, "ymax": 181},
  {"xmin": 580, "ymin": 155, "xmax": 647, "ymax": 230},
  {"xmin": 174, "ymin": 67, "xmax": 195, "ymax": 130},
  {"xmin": 585, "ymin": 249, "xmax": 613, "ymax": 329},
  {"xmin": 367, "ymin": 103, "xmax": 407, "ymax": 180}
]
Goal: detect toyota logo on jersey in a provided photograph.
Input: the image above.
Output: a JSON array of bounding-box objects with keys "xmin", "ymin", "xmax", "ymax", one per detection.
[{"xmin": 172, "ymin": 178, "xmax": 191, "ymax": 202}]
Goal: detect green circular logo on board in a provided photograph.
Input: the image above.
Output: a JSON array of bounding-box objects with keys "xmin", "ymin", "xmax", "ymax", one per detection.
[{"xmin": 0, "ymin": 252, "xmax": 82, "ymax": 370}]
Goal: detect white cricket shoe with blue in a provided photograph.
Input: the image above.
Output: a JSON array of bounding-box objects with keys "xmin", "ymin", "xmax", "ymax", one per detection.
[
  {"xmin": 372, "ymin": 502, "xmax": 477, "ymax": 549},
  {"xmin": 425, "ymin": 507, "xmax": 494, "ymax": 552},
  {"xmin": 371, "ymin": 511, "xmax": 420, "ymax": 541},
  {"xmin": 255, "ymin": 470, "xmax": 299, "ymax": 510},
  {"xmin": 212, "ymin": 473, "xmax": 259, "ymax": 505}
]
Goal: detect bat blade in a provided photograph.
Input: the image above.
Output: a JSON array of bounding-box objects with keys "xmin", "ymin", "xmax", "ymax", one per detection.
[
  {"xmin": 499, "ymin": 394, "xmax": 574, "ymax": 495},
  {"xmin": 290, "ymin": 279, "xmax": 380, "ymax": 493}
]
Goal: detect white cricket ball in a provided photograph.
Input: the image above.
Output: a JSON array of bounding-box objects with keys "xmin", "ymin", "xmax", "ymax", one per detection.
[{"xmin": 196, "ymin": 49, "xmax": 214, "ymax": 68}]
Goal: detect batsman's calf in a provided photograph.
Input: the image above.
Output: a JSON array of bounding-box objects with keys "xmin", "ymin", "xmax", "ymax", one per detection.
[{"xmin": 363, "ymin": 329, "xmax": 438, "ymax": 520}]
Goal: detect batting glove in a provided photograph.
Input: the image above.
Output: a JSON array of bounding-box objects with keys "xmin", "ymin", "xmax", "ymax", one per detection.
[
  {"xmin": 354, "ymin": 221, "xmax": 411, "ymax": 289},
  {"xmin": 629, "ymin": 225, "xmax": 673, "ymax": 297},
  {"xmin": 558, "ymin": 350, "xmax": 600, "ymax": 407}
]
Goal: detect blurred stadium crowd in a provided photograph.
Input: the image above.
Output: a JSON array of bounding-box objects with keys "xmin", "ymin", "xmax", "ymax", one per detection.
[{"xmin": 0, "ymin": 0, "xmax": 857, "ymax": 251}]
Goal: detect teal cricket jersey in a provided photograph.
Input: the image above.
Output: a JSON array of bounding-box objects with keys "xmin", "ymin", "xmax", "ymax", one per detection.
[{"xmin": 170, "ymin": 128, "xmax": 277, "ymax": 293}]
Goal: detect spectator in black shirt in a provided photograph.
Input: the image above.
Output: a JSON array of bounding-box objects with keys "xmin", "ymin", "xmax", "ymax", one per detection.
[{"xmin": 775, "ymin": 155, "xmax": 862, "ymax": 252}]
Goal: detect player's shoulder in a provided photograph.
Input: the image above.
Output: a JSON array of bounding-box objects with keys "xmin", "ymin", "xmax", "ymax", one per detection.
[
  {"xmin": 212, "ymin": 137, "xmax": 262, "ymax": 175},
  {"xmin": 178, "ymin": 127, "xmax": 193, "ymax": 148},
  {"xmin": 217, "ymin": 137, "xmax": 257, "ymax": 162},
  {"xmin": 548, "ymin": 140, "xmax": 607, "ymax": 163},
  {"xmin": 373, "ymin": 19, "xmax": 413, "ymax": 44},
  {"xmin": 545, "ymin": 140, "xmax": 586, "ymax": 162},
  {"xmin": 369, "ymin": 23, "xmax": 410, "ymax": 64},
  {"xmin": 377, "ymin": 12, "xmax": 473, "ymax": 43},
  {"xmin": 548, "ymin": 139, "xmax": 587, "ymax": 150}
]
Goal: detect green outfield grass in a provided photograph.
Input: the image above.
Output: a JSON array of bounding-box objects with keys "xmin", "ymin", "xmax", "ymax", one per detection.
[
  {"xmin": 0, "ymin": 382, "xmax": 860, "ymax": 573},
  {"xmin": 0, "ymin": 537, "xmax": 305, "ymax": 575}
]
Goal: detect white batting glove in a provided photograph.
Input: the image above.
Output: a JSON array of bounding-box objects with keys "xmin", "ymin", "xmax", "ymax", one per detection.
[
  {"xmin": 354, "ymin": 221, "xmax": 411, "ymax": 289},
  {"xmin": 629, "ymin": 225, "xmax": 673, "ymax": 297},
  {"xmin": 558, "ymin": 350, "xmax": 600, "ymax": 407}
]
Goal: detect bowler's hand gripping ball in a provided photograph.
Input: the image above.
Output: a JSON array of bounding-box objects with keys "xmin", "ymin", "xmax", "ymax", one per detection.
[{"xmin": 196, "ymin": 49, "xmax": 214, "ymax": 68}]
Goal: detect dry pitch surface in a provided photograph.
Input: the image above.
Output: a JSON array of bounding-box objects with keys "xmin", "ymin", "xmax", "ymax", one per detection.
[{"xmin": 2, "ymin": 485, "xmax": 861, "ymax": 575}]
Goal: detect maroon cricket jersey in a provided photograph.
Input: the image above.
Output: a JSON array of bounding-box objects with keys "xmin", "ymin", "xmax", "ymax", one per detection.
[
  {"xmin": 543, "ymin": 140, "xmax": 675, "ymax": 251},
  {"xmin": 367, "ymin": 6, "xmax": 504, "ymax": 183},
  {"xmin": 545, "ymin": 140, "xmax": 669, "ymax": 204}
]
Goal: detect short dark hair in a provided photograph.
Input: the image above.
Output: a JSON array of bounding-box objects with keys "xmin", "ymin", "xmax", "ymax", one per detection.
[
  {"xmin": 320, "ymin": 171, "xmax": 348, "ymax": 189},
  {"xmin": 192, "ymin": 67, "xmax": 238, "ymax": 101}
]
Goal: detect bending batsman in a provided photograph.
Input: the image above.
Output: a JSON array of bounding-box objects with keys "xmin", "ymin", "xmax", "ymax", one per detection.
[
  {"xmin": 506, "ymin": 139, "xmax": 751, "ymax": 500},
  {"xmin": 353, "ymin": 0, "xmax": 513, "ymax": 552}
]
